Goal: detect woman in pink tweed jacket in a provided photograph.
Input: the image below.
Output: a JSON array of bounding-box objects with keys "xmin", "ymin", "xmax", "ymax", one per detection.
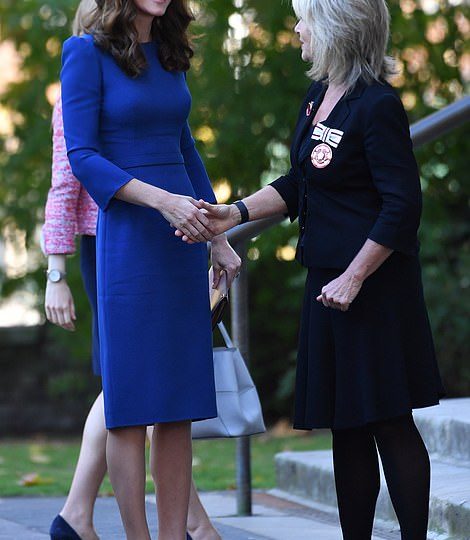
[{"xmin": 43, "ymin": 84, "xmax": 106, "ymax": 538}]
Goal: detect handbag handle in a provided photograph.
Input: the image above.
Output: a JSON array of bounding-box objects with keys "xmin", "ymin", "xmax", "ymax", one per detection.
[{"xmin": 217, "ymin": 322, "xmax": 234, "ymax": 349}]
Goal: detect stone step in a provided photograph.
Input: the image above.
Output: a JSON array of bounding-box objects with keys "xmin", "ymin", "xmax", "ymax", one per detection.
[
  {"xmin": 275, "ymin": 450, "xmax": 470, "ymax": 540},
  {"xmin": 414, "ymin": 398, "xmax": 470, "ymax": 464}
]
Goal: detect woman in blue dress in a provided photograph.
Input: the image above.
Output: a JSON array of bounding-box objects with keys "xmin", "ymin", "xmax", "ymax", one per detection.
[{"xmin": 60, "ymin": 0, "xmax": 241, "ymax": 538}]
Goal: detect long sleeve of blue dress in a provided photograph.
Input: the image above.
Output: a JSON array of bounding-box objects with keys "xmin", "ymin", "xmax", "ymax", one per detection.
[
  {"xmin": 60, "ymin": 36, "xmax": 134, "ymax": 211},
  {"xmin": 180, "ymin": 121, "xmax": 217, "ymax": 204}
]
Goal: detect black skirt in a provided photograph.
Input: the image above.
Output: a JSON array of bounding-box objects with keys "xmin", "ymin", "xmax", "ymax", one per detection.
[{"xmin": 294, "ymin": 253, "xmax": 445, "ymax": 430}]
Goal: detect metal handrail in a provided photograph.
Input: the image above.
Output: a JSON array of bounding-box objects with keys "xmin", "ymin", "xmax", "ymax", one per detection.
[
  {"xmin": 226, "ymin": 214, "xmax": 285, "ymax": 245},
  {"xmin": 225, "ymin": 95, "xmax": 469, "ymax": 516},
  {"xmin": 411, "ymin": 95, "xmax": 470, "ymax": 148}
]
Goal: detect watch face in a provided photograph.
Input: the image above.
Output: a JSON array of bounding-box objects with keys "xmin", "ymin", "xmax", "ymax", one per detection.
[{"xmin": 48, "ymin": 269, "xmax": 61, "ymax": 283}]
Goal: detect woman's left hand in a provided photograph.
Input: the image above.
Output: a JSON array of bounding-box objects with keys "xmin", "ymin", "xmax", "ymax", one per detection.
[
  {"xmin": 316, "ymin": 270, "xmax": 364, "ymax": 311},
  {"xmin": 211, "ymin": 235, "xmax": 242, "ymax": 289}
]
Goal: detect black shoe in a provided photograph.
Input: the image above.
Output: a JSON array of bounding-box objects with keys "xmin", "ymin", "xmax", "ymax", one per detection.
[
  {"xmin": 187, "ymin": 534, "xmax": 193, "ymax": 540},
  {"xmin": 50, "ymin": 515, "xmax": 82, "ymax": 540}
]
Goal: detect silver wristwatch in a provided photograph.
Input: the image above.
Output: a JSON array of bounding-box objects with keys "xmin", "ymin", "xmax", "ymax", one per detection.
[{"xmin": 46, "ymin": 269, "xmax": 67, "ymax": 283}]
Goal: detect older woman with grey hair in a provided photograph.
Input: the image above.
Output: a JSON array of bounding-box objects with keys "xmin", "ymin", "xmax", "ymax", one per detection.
[{"xmin": 177, "ymin": 0, "xmax": 445, "ymax": 538}]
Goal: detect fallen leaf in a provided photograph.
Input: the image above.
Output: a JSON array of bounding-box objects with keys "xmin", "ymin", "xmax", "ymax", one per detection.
[{"xmin": 18, "ymin": 473, "xmax": 54, "ymax": 487}]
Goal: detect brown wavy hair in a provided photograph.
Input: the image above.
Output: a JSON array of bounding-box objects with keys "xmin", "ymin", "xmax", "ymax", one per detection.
[{"xmin": 84, "ymin": 0, "xmax": 194, "ymax": 77}]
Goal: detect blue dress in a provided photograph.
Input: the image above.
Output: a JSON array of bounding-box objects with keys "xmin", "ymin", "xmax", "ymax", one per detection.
[{"xmin": 61, "ymin": 35, "xmax": 217, "ymax": 429}]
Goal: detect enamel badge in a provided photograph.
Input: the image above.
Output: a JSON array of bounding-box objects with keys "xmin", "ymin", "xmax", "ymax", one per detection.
[
  {"xmin": 306, "ymin": 101, "xmax": 314, "ymax": 117},
  {"xmin": 311, "ymin": 143, "xmax": 333, "ymax": 168}
]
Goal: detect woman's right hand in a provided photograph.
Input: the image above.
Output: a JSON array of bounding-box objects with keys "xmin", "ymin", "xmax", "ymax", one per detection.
[
  {"xmin": 45, "ymin": 281, "xmax": 76, "ymax": 331},
  {"xmin": 175, "ymin": 201, "xmax": 240, "ymax": 244},
  {"xmin": 159, "ymin": 193, "xmax": 214, "ymax": 242}
]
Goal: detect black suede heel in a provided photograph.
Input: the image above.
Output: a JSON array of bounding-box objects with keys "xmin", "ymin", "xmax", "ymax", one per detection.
[{"xmin": 49, "ymin": 515, "xmax": 82, "ymax": 540}]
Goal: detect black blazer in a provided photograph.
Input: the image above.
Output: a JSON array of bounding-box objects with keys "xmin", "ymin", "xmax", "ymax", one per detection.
[{"xmin": 270, "ymin": 79, "xmax": 422, "ymax": 269}]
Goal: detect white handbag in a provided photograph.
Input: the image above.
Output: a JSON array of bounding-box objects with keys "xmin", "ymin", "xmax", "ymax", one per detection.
[{"xmin": 191, "ymin": 322, "xmax": 266, "ymax": 439}]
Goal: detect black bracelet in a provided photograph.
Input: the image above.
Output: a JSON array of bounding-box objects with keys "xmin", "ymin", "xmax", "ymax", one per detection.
[{"xmin": 233, "ymin": 200, "xmax": 249, "ymax": 224}]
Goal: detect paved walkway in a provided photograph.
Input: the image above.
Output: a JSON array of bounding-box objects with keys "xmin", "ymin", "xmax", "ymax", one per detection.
[{"xmin": 0, "ymin": 491, "xmax": 402, "ymax": 540}]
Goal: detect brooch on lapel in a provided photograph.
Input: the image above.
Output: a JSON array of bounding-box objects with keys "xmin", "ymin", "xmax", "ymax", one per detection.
[
  {"xmin": 306, "ymin": 101, "xmax": 314, "ymax": 117},
  {"xmin": 310, "ymin": 122, "xmax": 344, "ymax": 168},
  {"xmin": 311, "ymin": 143, "xmax": 333, "ymax": 169}
]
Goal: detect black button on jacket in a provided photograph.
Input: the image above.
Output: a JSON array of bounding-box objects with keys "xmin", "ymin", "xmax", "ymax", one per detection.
[{"xmin": 270, "ymin": 79, "xmax": 422, "ymax": 269}]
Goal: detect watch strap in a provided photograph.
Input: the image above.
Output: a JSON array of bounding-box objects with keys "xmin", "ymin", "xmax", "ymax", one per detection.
[{"xmin": 233, "ymin": 200, "xmax": 249, "ymax": 224}]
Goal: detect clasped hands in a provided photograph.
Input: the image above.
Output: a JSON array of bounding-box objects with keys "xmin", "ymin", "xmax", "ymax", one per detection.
[
  {"xmin": 171, "ymin": 198, "xmax": 363, "ymax": 310},
  {"xmin": 167, "ymin": 198, "xmax": 236, "ymax": 244},
  {"xmin": 167, "ymin": 197, "xmax": 240, "ymax": 288}
]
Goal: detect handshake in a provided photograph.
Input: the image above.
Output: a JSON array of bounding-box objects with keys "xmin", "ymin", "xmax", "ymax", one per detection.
[
  {"xmin": 164, "ymin": 197, "xmax": 242, "ymax": 245},
  {"xmin": 161, "ymin": 195, "xmax": 244, "ymax": 289}
]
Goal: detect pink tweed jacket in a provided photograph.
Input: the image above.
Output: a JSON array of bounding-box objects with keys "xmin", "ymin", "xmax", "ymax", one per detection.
[{"xmin": 43, "ymin": 95, "xmax": 98, "ymax": 255}]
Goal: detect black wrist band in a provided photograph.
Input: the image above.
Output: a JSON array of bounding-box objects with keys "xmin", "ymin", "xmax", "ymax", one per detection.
[{"xmin": 233, "ymin": 200, "xmax": 249, "ymax": 224}]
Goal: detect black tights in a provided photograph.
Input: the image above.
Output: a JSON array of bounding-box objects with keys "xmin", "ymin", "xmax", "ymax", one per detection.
[{"xmin": 332, "ymin": 414, "xmax": 430, "ymax": 540}]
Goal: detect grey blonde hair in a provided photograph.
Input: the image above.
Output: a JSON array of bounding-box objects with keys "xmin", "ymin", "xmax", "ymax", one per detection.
[
  {"xmin": 292, "ymin": 0, "xmax": 397, "ymax": 91},
  {"xmin": 72, "ymin": 0, "xmax": 98, "ymax": 36}
]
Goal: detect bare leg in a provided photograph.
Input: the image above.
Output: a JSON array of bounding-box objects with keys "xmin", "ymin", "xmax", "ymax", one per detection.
[
  {"xmin": 186, "ymin": 481, "xmax": 221, "ymax": 540},
  {"xmin": 147, "ymin": 426, "xmax": 220, "ymax": 540},
  {"xmin": 107, "ymin": 425, "xmax": 150, "ymax": 540},
  {"xmin": 151, "ymin": 421, "xmax": 192, "ymax": 540},
  {"xmin": 60, "ymin": 391, "xmax": 107, "ymax": 540}
]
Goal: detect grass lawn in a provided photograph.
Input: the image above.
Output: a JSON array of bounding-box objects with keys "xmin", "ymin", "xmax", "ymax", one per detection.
[{"xmin": 0, "ymin": 430, "xmax": 331, "ymax": 497}]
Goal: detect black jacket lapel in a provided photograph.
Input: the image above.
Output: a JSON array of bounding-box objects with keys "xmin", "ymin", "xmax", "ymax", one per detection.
[
  {"xmin": 298, "ymin": 79, "xmax": 367, "ymax": 165},
  {"xmin": 291, "ymin": 82, "xmax": 327, "ymax": 169}
]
